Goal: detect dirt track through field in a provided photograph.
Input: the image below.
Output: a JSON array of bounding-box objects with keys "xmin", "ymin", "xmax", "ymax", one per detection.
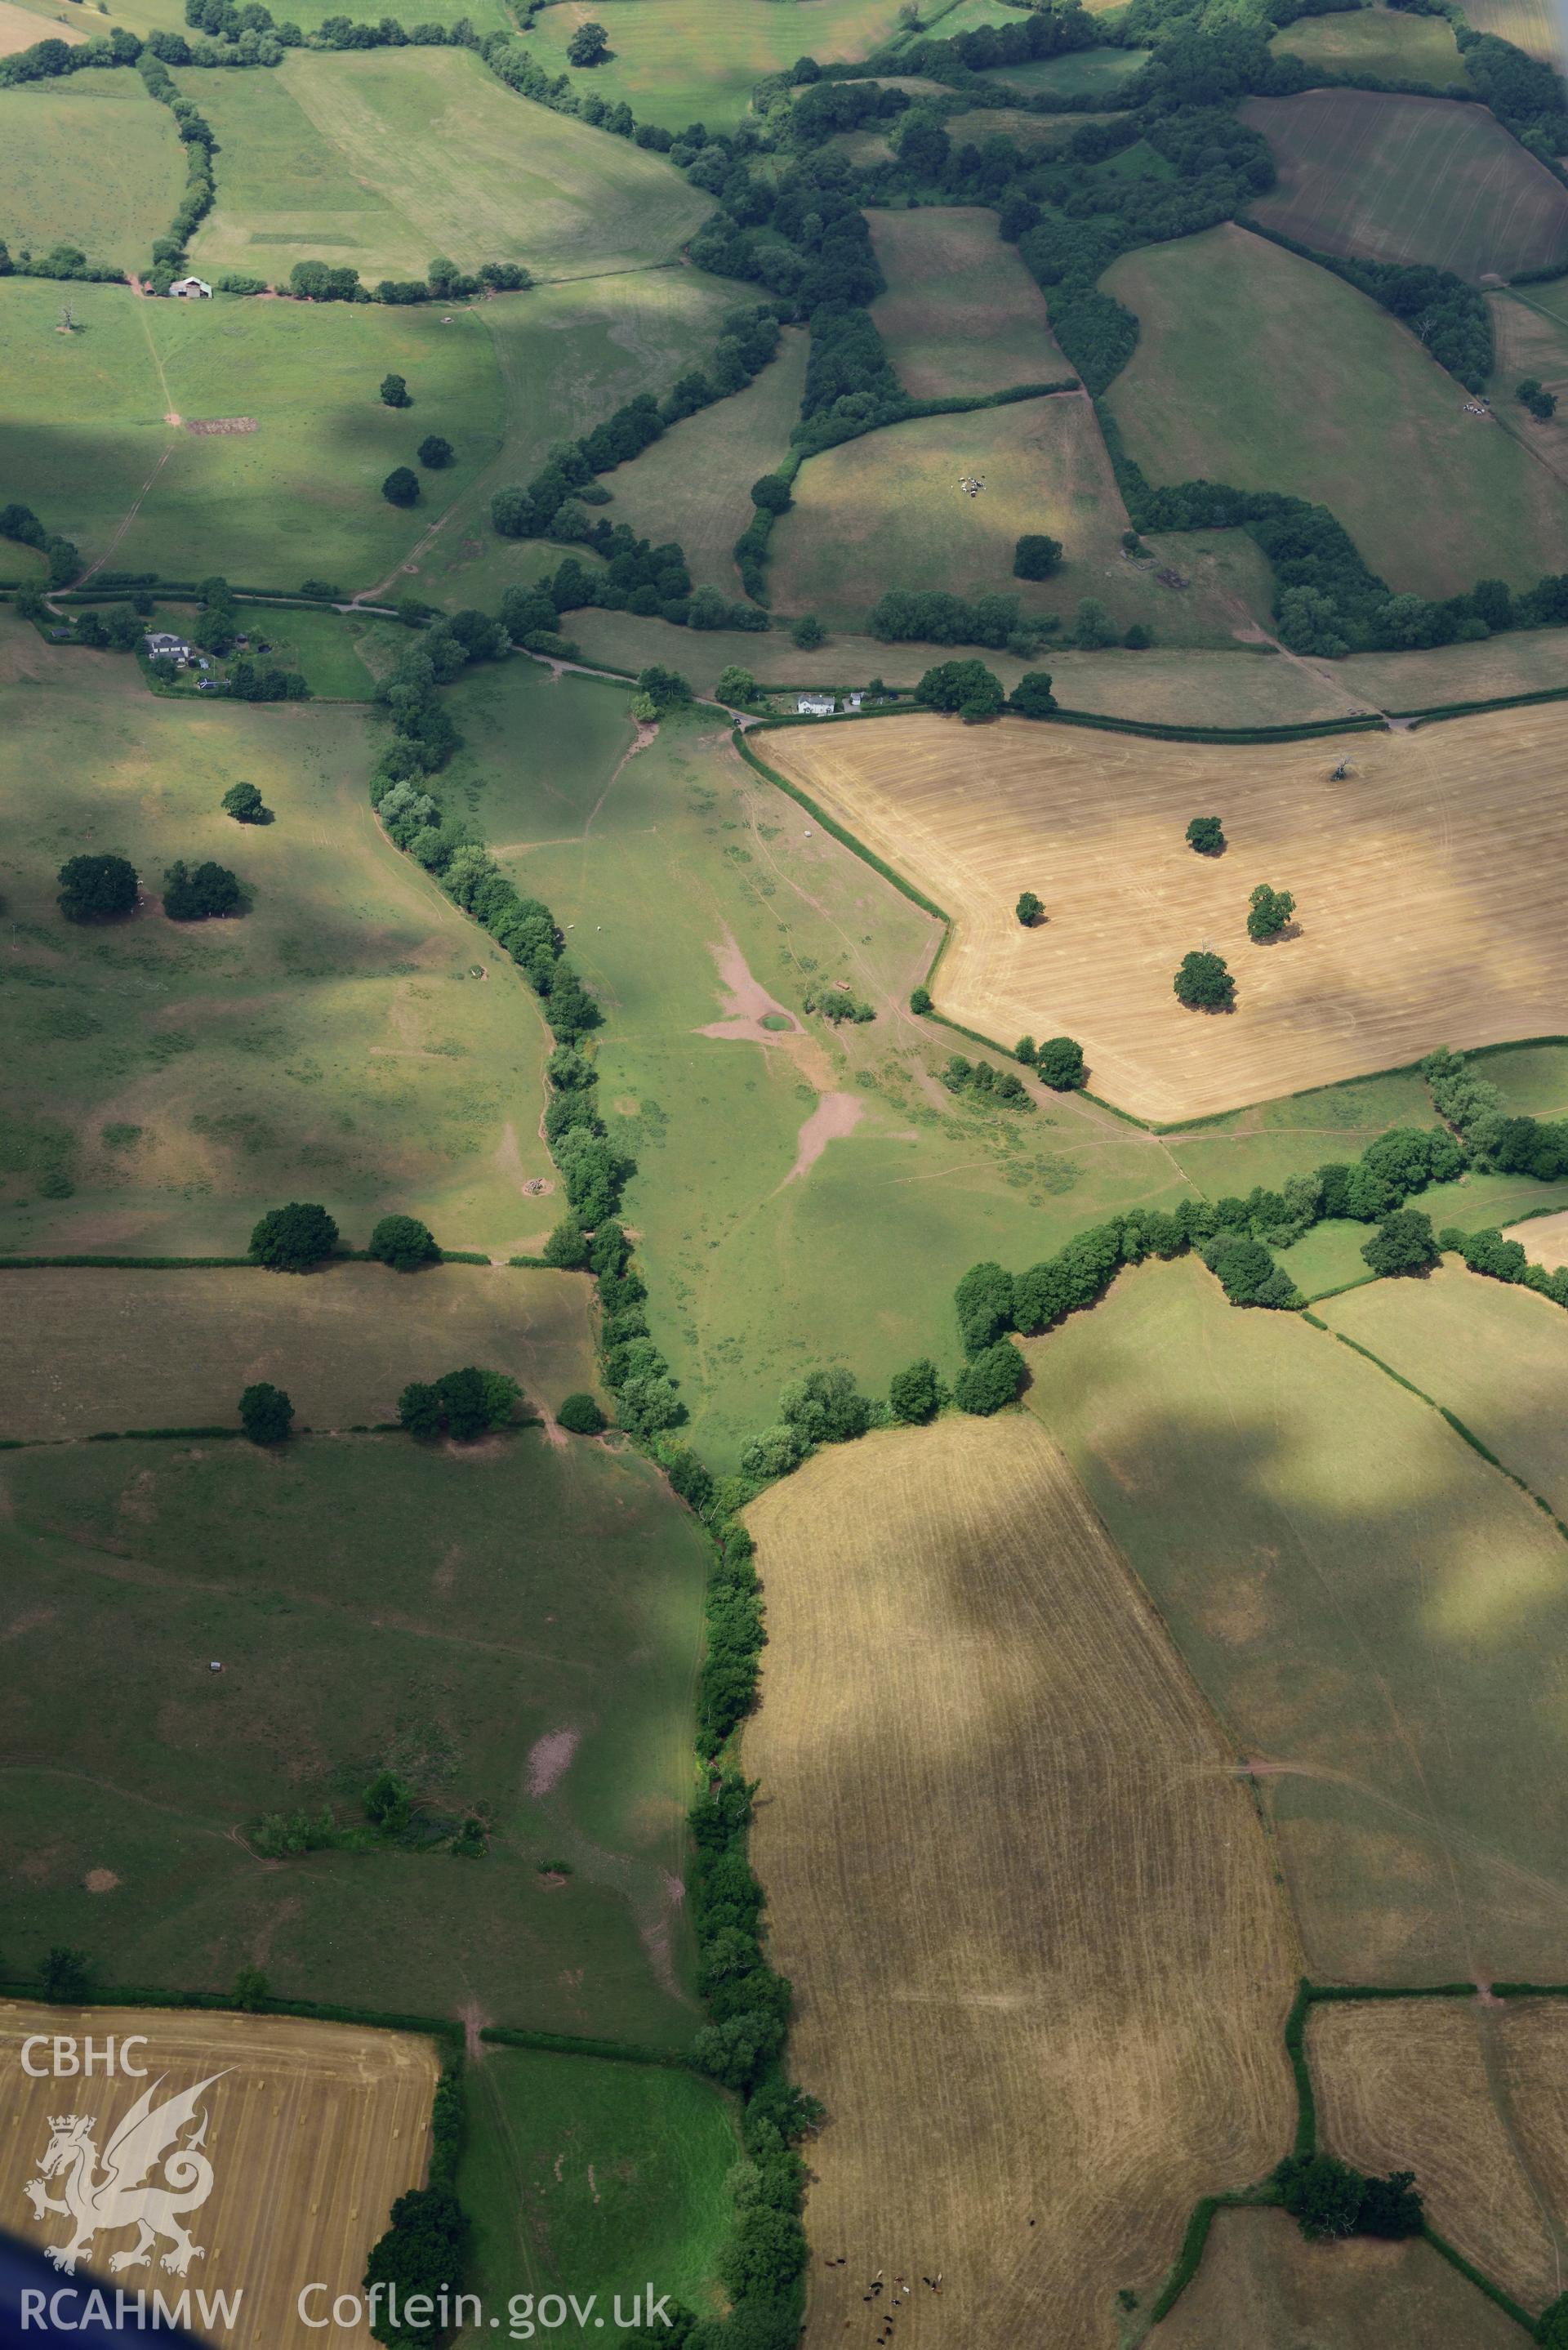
[
  {"xmin": 0, "ymin": 2002, "xmax": 436, "ymax": 2348},
  {"xmin": 744, "ymin": 1414, "xmax": 1300, "ymax": 2347},
  {"xmin": 763, "ymin": 707, "xmax": 1568, "ymax": 1121}
]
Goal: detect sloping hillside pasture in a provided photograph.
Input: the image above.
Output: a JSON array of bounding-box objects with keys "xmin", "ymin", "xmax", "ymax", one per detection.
[
  {"xmin": 768, "ymin": 395, "xmax": 1264, "ymax": 646},
  {"xmin": 0, "ymin": 2003, "xmax": 439, "ymax": 2350},
  {"xmin": 590, "ymin": 326, "xmax": 808, "ymax": 596},
  {"xmin": 443, "ymin": 671, "xmax": 1178, "ymax": 1465},
  {"xmin": 1339, "ymin": 614, "xmax": 1568, "ymax": 707},
  {"xmin": 0, "ymin": 1263, "xmax": 600, "ymax": 1441},
  {"xmin": 1158, "ymin": 2205, "xmax": 1530, "ymax": 2348},
  {"xmin": 0, "ymin": 1432, "xmax": 709, "ymax": 2036},
  {"xmin": 868, "ymin": 207, "xmax": 1067, "ymax": 395},
  {"xmin": 744, "ymin": 1414, "xmax": 1299, "ymax": 2347},
  {"xmin": 0, "ymin": 623, "xmax": 563, "ymax": 1255},
  {"xmin": 1269, "ymin": 3, "xmax": 1470, "ymax": 87},
  {"xmin": 761, "ymin": 702, "xmax": 1568, "ymax": 1123},
  {"xmin": 1307, "ymin": 1999, "xmax": 1564, "ymax": 2309},
  {"xmin": 1321, "ymin": 1264, "xmax": 1568, "ymax": 1518},
  {"xmin": 457, "ymin": 2050, "xmax": 737, "ymax": 2341},
  {"xmin": 978, "ymin": 43, "xmax": 1149, "ymax": 96},
  {"xmin": 1462, "ymin": 0, "xmax": 1557, "ymax": 55},
  {"xmin": 1023, "ymin": 1256, "xmax": 1568, "ymax": 1982},
  {"xmin": 1105, "ymin": 225, "xmax": 1568, "ymax": 594},
  {"xmin": 0, "ymin": 0, "xmax": 84, "ymax": 46},
  {"xmin": 0, "ymin": 74, "xmax": 185, "ymax": 270},
  {"xmin": 1486, "ymin": 287, "xmax": 1568, "ymax": 488},
  {"xmin": 185, "ymin": 49, "xmax": 712, "ymax": 288},
  {"xmin": 0, "ymin": 279, "xmax": 503, "ymax": 589},
  {"xmin": 528, "ymin": 0, "xmax": 911, "ymax": 132},
  {"xmin": 1242, "ymin": 91, "xmax": 1568, "ymax": 281}
]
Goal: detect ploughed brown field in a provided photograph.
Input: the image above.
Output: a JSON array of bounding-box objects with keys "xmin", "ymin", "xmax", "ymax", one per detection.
[
  {"xmin": 0, "ymin": 2002, "xmax": 437, "ymax": 2348},
  {"xmin": 743, "ymin": 1413, "xmax": 1299, "ymax": 2347},
  {"xmin": 760, "ymin": 707, "xmax": 1568, "ymax": 1122}
]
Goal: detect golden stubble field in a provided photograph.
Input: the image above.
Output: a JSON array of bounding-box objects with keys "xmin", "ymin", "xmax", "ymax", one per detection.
[
  {"xmin": 1309, "ymin": 1996, "xmax": 1568, "ymax": 2313},
  {"xmin": 0, "ymin": 2003, "xmax": 437, "ymax": 2348},
  {"xmin": 762, "ymin": 707, "xmax": 1568, "ymax": 1121},
  {"xmin": 743, "ymin": 1414, "xmax": 1300, "ymax": 2348}
]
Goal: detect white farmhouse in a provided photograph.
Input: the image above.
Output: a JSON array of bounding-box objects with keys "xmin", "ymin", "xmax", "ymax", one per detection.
[
  {"xmin": 796, "ymin": 693, "xmax": 835, "ymax": 716},
  {"xmin": 144, "ymin": 631, "xmax": 193, "ymax": 664}
]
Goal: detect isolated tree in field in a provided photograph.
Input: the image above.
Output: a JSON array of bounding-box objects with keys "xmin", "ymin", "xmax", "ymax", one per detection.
[
  {"xmin": 1036, "ymin": 1036, "xmax": 1085, "ymax": 1090},
  {"xmin": 397, "ymin": 1380, "xmax": 443, "ymax": 1439},
  {"xmin": 368, "ymin": 1212, "xmax": 439, "ymax": 1271},
  {"xmin": 953, "ymin": 1339, "xmax": 1027, "ymax": 1415},
  {"xmin": 41, "ymin": 1946, "xmax": 90, "ymax": 2003},
  {"xmin": 568, "ymin": 17, "xmax": 609, "ymax": 62},
  {"xmin": 909, "ymin": 984, "xmax": 933, "ymax": 1014},
  {"xmin": 416, "ymin": 435, "xmax": 454, "ymax": 469},
  {"xmin": 557, "ymin": 1391, "xmax": 606, "ymax": 1434},
  {"xmin": 791, "ymin": 613, "xmax": 826, "ymax": 650},
  {"xmin": 1174, "ymin": 950, "xmax": 1234, "ymax": 1010},
  {"xmin": 1246, "ymin": 883, "xmax": 1296, "ymax": 943},
  {"xmin": 1186, "ymin": 815, "xmax": 1224, "ymax": 856},
  {"xmin": 380, "ymin": 372, "xmax": 411, "ymax": 408},
  {"xmin": 164, "ymin": 859, "xmax": 243, "ymax": 920},
  {"xmin": 238, "ymin": 1380, "xmax": 293, "ymax": 1444},
  {"xmin": 1517, "ymin": 376, "xmax": 1557, "ymax": 421},
  {"xmin": 57, "ymin": 853, "xmax": 137, "ymax": 923},
  {"xmin": 1071, "ymin": 597, "xmax": 1118, "ymax": 650},
  {"xmin": 917, "ymin": 658, "xmax": 1002, "ymax": 714},
  {"xmin": 1015, "ymin": 890, "xmax": 1043, "ymax": 926},
  {"xmin": 781, "ymin": 1367, "xmax": 873, "ymax": 1445},
  {"xmin": 1124, "ymin": 623, "xmax": 1152, "ymax": 649},
  {"xmin": 1013, "ymin": 533, "xmax": 1063, "ymax": 582},
  {"xmin": 222, "ymin": 780, "xmax": 270, "ymax": 824},
  {"xmin": 1361, "ymin": 1207, "xmax": 1438, "ymax": 1277},
  {"xmin": 249, "ymin": 1200, "xmax": 339, "ymax": 1272},
  {"xmin": 888, "ymin": 1358, "xmax": 942, "ymax": 1423},
  {"xmin": 382, "ymin": 466, "xmax": 420, "ymax": 507},
  {"xmin": 715, "ymin": 664, "xmax": 756, "ymax": 705},
  {"xmin": 1008, "ymin": 670, "xmax": 1057, "ymax": 719}
]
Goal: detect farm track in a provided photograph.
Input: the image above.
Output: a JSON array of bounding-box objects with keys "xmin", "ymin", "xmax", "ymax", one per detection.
[{"xmin": 744, "ymin": 1414, "xmax": 1299, "ymax": 2348}]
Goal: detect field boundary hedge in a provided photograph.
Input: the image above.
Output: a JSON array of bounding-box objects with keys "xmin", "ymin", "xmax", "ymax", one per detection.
[{"xmin": 479, "ymin": 2024, "xmax": 702, "ymax": 2071}]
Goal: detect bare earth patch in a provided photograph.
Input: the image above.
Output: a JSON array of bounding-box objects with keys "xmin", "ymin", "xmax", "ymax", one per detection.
[
  {"xmin": 185, "ymin": 417, "xmax": 260, "ymax": 435},
  {"xmin": 83, "ymin": 1869, "xmax": 120, "ymax": 1894},
  {"xmin": 527, "ymin": 1728, "xmax": 581, "ymax": 1799}
]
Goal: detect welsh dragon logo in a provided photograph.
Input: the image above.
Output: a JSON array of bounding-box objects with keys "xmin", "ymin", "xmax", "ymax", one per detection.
[{"xmin": 24, "ymin": 2071, "xmax": 228, "ymax": 2278}]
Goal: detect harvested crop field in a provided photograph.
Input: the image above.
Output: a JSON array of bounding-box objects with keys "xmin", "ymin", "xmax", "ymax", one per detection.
[
  {"xmin": 1023, "ymin": 1255, "xmax": 1568, "ymax": 1982},
  {"xmin": 1242, "ymin": 91, "xmax": 1568, "ymax": 281},
  {"xmin": 0, "ymin": 1261, "xmax": 599, "ymax": 1441},
  {"xmin": 1507, "ymin": 1206, "xmax": 1568, "ymax": 1265},
  {"xmin": 743, "ymin": 1412, "xmax": 1300, "ymax": 2346},
  {"xmin": 1269, "ymin": 2, "xmax": 1469, "ymax": 86},
  {"xmin": 1463, "ymin": 0, "xmax": 1557, "ymax": 55},
  {"xmin": 0, "ymin": 2000, "xmax": 437, "ymax": 2348},
  {"xmin": 769, "ymin": 395, "xmax": 1259, "ymax": 646},
  {"xmin": 759, "ymin": 702, "xmax": 1568, "ymax": 1122},
  {"xmin": 1105, "ymin": 225, "xmax": 1568, "ymax": 594},
  {"xmin": 1499, "ymin": 2003, "xmax": 1568, "ymax": 2249},
  {"xmin": 868, "ymin": 207, "xmax": 1067, "ymax": 396},
  {"xmin": 1158, "ymin": 2204, "xmax": 1530, "ymax": 2348},
  {"xmin": 1308, "ymin": 1996, "xmax": 1564, "ymax": 2309},
  {"xmin": 1320, "ymin": 1263, "xmax": 1568, "ymax": 1518},
  {"xmin": 0, "ymin": 0, "xmax": 82, "ymax": 44}
]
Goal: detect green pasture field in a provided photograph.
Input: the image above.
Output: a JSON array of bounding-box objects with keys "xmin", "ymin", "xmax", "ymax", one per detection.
[
  {"xmin": 1321, "ymin": 1261, "xmax": 1568, "ymax": 1514},
  {"xmin": 977, "ymin": 44, "xmax": 1149, "ymax": 96},
  {"xmin": 0, "ymin": 1430, "xmax": 709, "ymax": 2040},
  {"xmin": 0, "ymin": 1260, "xmax": 601, "ymax": 1440},
  {"xmin": 0, "ymin": 71, "xmax": 184, "ymax": 271},
  {"xmin": 822, "ymin": 124, "xmax": 895, "ymax": 163},
  {"xmin": 593, "ymin": 325, "xmax": 809, "ymax": 597},
  {"xmin": 944, "ymin": 104, "xmax": 1120, "ymax": 148},
  {"xmin": 868, "ymin": 207, "xmax": 1067, "ymax": 397},
  {"xmin": 1241, "ymin": 91, "xmax": 1568, "ymax": 282},
  {"xmin": 440, "ymin": 663, "xmax": 1183, "ymax": 1463},
  {"xmin": 1341, "ymin": 614, "xmax": 1568, "ymax": 708},
  {"xmin": 527, "ymin": 0, "xmax": 911, "ymax": 132},
  {"xmin": 184, "ymin": 50, "xmax": 712, "ymax": 288},
  {"xmin": 457, "ymin": 2050, "xmax": 737, "ymax": 2340},
  {"xmin": 0, "ymin": 617, "xmax": 564, "ymax": 1256},
  {"xmin": 1269, "ymin": 2, "xmax": 1470, "ymax": 87},
  {"xmin": 1024, "ymin": 1252, "xmax": 1568, "ymax": 1982},
  {"xmin": 563, "ymin": 607, "xmax": 1365, "ymax": 719},
  {"xmin": 388, "ymin": 268, "xmax": 746, "ymax": 615},
  {"xmin": 0, "ymin": 276, "xmax": 505, "ymax": 592},
  {"xmin": 84, "ymin": 0, "xmax": 510, "ymax": 39},
  {"xmin": 1103, "ymin": 225, "xmax": 1568, "ymax": 595},
  {"xmin": 768, "ymin": 393, "xmax": 1269, "ymax": 644}
]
